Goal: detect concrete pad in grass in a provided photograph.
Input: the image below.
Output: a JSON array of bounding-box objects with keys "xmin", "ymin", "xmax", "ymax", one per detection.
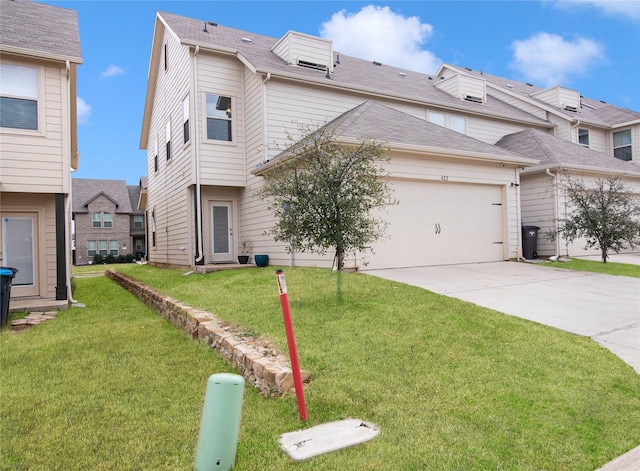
[{"xmin": 279, "ymin": 418, "xmax": 380, "ymax": 461}]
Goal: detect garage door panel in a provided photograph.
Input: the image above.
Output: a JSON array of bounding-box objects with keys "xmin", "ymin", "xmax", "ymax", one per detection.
[{"xmin": 366, "ymin": 180, "xmax": 505, "ymax": 269}]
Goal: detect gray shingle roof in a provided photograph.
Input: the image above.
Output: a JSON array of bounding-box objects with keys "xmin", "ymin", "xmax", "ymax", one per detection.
[
  {"xmin": 158, "ymin": 11, "xmax": 551, "ymax": 128},
  {"xmin": 0, "ymin": 0, "xmax": 82, "ymax": 62},
  {"xmin": 72, "ymin": 179, "xmax": 133, "ymax": 213},
  {"xmin": 495, "ymin": 129, "xmax": 640, "ymax": 176},
  {"xmin": 454, "ymin": 66, "xmax": 640, "ymax": 127},
  {"xmin": 127, "ymin": 185, "xmax": 144, "ymax": 215}
]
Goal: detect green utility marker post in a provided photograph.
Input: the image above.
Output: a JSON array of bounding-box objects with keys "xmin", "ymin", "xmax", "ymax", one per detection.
[{"xmin": 194, "ymin": 373, "xmax": 245, "ymax": 471}]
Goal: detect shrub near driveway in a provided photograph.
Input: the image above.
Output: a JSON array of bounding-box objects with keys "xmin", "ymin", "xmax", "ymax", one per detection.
[{"xmin": 0, "ymin": 266, "xmax": 638, "ymax": 470}]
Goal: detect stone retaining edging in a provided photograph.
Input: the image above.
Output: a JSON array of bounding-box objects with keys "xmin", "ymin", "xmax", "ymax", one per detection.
[{"xmin": 105, "ymin": 270, "xmax": 310, "ymax": 396}]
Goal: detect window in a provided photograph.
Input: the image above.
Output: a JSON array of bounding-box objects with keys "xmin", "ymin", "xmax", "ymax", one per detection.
[
  {"xmin": 578, "ymin": 128, "xmax": 589, "ymax": 147},
  {"xmin": 613, "ymin": 129, "xmax": 632, "ymax": 161},
  {"xmin": 151, "ymin": 208, "xmax": 156, "ymax": 247},
  {"xmin": 164, "ymin": 43, "xmax": 168, "ymax": 71},
  {"xmin": 428, "ymin": 111, "xmax": 445, "ymax": 127},
  {"xmin": 109, "ymin": 240, "xmax": 118, "ymax": 256},
  {"xmin": 0, "ymin": 63, "xmax": 38, "ymax": 130},
  {"xmin": 87, "ymin": 240, "xmax": 96, "ymax": 257},
  {"xmin": 98, "ymin": 240, "xmax": 108, "ymax": 256},
  {"xmin": 92, "ymin": 213, "xmax": 101, "ymax": 228},
  {"xmin": 134, "ymin": 215, "xmax": 143, "ymax": 228},
  {"xmin": 103, "ymin": 213, "xmax": 112, "ymax": 228},
  {"xmin": 153, "ymin": 137, "xmax": 158, "ymax": 172},
  {"xmin": 183, "ymin": 95, "xmax": 190, "ymax": 144},
  {"xmin": 166, "ymin": 120, "xmax": 171, "ymax": 161},
  {"xmin": 450, "ymin": 115, "xmax": 466, "ymax": 134},
  {"xmin": 206, "ymin": 94, "xmax": 232, "ymax": 141}
]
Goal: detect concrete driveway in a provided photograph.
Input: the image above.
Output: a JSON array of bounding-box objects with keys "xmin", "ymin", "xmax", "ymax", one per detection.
[{"xmin": 364, "ymin": 258, "xmax": 640, "ymax": 373}]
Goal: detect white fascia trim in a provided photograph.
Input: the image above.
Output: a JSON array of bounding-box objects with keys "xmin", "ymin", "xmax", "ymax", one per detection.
[
  {"xmin": 522, "ymin": 162, "xmax": 640, "ymax": 179},
  {"xmin": 0, "ymin": 46, "xmax": 82, "ymax": 64}
]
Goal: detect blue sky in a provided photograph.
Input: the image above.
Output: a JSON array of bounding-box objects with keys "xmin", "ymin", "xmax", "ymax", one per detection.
[{"xmin": 43, "ymin": 0, "xmax": 640, "ymax": 185}]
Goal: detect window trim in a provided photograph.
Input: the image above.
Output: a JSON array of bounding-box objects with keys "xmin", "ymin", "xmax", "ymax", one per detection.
[
  {"xmin": 203, "ymin": 92, "xmax": 235, "ymax": 144},
  {"xmin": 613, "ymin": 129, "xmax": 632, "ymax": 162},
  {"xmin": 133, "ymin": 215, "xmax": 144, "ymax": 229},
  {"xmin": 0, "ymin": 62, "xmax": 45, "ymax": 135},
  {"xmin": 92, "ymin": 212, "xmax": 102, "ymax": 228},
  {"xmin": 578, "ymin": 128, "xmax": 590, "ymax": 147},
  {"xmin": 103, "ymin": 212, "xmax": 113, "ymax": 228}
]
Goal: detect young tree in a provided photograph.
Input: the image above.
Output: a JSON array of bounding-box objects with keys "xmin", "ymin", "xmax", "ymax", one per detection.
[
  {"xmin": 258, "ymin": 122, "xmax": 397, "ymax": 271},
  {"xmin": 555, "ymin": 174, "xmax": 640, "ymax": 263}
]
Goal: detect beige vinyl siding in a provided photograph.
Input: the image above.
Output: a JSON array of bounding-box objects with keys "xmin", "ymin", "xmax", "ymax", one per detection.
[
  {"xmin": 468, "ymin": 115, "xmax": 549, "ymax": 145},
  {"xmin": 532, "ymin": 86, "xmax": 580, "ymax": 111},
  {"xmin": 145, "ymin": 28, "xmax": 192, "ymax": 266},
  {"xmin": 585, "ymin": 127, "xmax": 609, "ymax": 154},
  {"xmin": 487, "ymin": 87, "xmax": 548, "ymax": 121},
  {"xmin": 196, "ymin": 52, "xmax": 245, "ymax": 186},
  {"xmin": 0, "ymin": 59, "xmax": 69, "ymax": 193},
  {"xmin": 519, "ymin": 173, "xmax": 557, "ymax": 257}
]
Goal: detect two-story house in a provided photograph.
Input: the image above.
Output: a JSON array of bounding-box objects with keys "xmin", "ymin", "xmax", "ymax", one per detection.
[
  {"xmin": 139, "ymin": 11, "xmax": 639, "ymax": 271},
  {"xmin": 0, "ymin": 0, "xmax": 82, "ymax": 310},
  {"xmin": 72, "ymin": 178, "xmax": 146, "ymax": 265}
]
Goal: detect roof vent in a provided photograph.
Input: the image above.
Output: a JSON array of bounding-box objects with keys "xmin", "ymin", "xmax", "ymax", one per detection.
[
  {"xmin": 335, "ymin": 54, "xmax": 341, "ymax": 65},
  {"xmin": 241, "ymin": 37, "xmax": 252, "ymax": 44},
  {"xmin": 506, "ymin": 84, "xmax": 514, "ymax": 89},
  {"xmin": 398, "ymin": 72, "xmax": 407, "ymax": 77},
  {"xmin": 564, "ymin": 105, "xmax": 578, "ymax": 112},
  {"xmin": 526, "ymin": 83, "xmax": 533, "ymax": 87},
  {"xmin": 465, "ymin": 67, "xmax": 472, "ymax": 71},
  {"xmin": 464, "ymin": 95, "xmax": 484, "ymax": 104},
  {"xmin": 297, "ymin": 59, "xmax": 327, "ymax": 71},
  {"xmin": 373, "ymin": 61, "xmax": 382, "ymax": 66}
]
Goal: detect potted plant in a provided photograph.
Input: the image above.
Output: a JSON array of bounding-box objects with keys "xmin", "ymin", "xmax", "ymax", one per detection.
[{"xmin": 238, "ymin": 239, "xmax": 252, "ymax": 264}]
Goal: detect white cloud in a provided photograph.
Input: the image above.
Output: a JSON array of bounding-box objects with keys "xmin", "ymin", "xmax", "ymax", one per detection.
[
  {"xmin": 100, "ymin": 64, "xmax": 124, "ymax": 78},
  {"xmin": 509, "ymin": 32, "xmax": 604, "ymax": 87},
  {"xmin": 319, "ymin": 5, "xmax": 441, "ymax": 74},
  {"xmin": 77, "ymin": 97, "xmax": 91, "ymax": 124},
  {"xmin": 554, "ymin": 0, "xmax": 640, "ymax": 20}
]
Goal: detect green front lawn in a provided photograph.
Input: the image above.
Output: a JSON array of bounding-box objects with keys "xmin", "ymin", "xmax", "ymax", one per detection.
[
  {"xmin": 540, "ymin": 258, "xmax": 640, "ymax": 278},
  {"xmin": 2, "ymin": 265, "xmax": 639, "ymax": 470}
]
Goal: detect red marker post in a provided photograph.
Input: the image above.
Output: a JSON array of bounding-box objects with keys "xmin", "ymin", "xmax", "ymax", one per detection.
[{"xmin": 276, "ymin": 270, "xmax": 308, "ymax": 421}]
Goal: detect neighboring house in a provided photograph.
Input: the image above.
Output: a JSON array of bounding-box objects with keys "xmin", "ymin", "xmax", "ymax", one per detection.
[
  {"xmin": 72, "ymin": 179, "xmax": 147, "ymax": 265},
  {"xmin": 0, "ymin": 0, "xmax": 82, "ymax": 309},
  {"xmin": 139, "ymin": 11, "xmax": 639, "ymax": 271},
  {"xmin": 496, "ymin": 129, "xmax": 640, "ymax": 258}
]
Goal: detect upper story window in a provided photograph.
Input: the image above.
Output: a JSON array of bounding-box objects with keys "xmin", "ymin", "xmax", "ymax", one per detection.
[
  {"xmin": 133, "ymin": 215, "xmax": 144, "ymax": 228},
  {"xmin": 206, "ymin": 94, "xmax": 232, "ymax": 142},
  {"xmin": 153, "ymin": 137, "xmax": 158, "ymax": 173},
  {"xmin": 166, "ymin": 120, "xmax": 172, "ymax": 161},
  {"xmin": 449, "ymin": 115, "xmax": 466, "ymax": 134},
  {"xmin": 428, "ymin": 111, "xmax": 445, "ymax": 127},
  {"xmin": 0, "ymin": 63, "xmax": 38, "ymax": 130},
  {"xmin": 183, "ymin": 95, "xmax": 190, "ymax": 144},
  {"xmin": 428, "ymin": 111, "xmax": 466, "ymax": 135},
  {"xmin": 92, "ymin": 212, "xmax": 112, "ymax": 228},
  {"xmin": 578, "ymin": 128, "xmax": 589, "ymax": 147},
  {"xmin": 613, "ymin": 129, "xmax": 632, "ymax": 161}
]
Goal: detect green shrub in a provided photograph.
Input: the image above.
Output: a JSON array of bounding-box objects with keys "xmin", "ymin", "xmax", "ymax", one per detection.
[{"xmin": 92, "ymin": 254, "xmax": 104, "ymax": 265}]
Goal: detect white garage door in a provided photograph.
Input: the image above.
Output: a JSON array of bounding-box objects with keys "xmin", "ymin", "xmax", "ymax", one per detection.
[{"xmin": 365, "ymin": 180, "xmax": 505, "ymax": 269}]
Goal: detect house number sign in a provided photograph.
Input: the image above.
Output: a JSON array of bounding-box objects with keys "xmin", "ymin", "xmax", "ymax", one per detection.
[{"xmin": 441, "ymin": 176, "xmax": 449, "ymax": 181}]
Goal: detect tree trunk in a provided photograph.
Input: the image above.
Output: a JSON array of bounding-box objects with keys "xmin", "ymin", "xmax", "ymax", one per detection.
[
  {"xmin": 601, "ymin": 248, "xmax": 608, "ymax": 263},
  {"xmin": 336, "ymin": 248, "xmax": 345, "ymax": 271}
]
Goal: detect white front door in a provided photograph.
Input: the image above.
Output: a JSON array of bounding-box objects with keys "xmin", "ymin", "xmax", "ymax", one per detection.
[
  {"xmin": 1, "ymin": 214, "xmax": 39, "ymax": 296},
  {"xmin": 210, "ymin": 202, "xmax": 234, "ymax": 263}
]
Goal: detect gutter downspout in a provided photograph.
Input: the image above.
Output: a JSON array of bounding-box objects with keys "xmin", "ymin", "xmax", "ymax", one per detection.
[
  {"xmin": 262, "ymin": 72, "xmax": 271, "ymax": 162},
  {"xmin": 193, "ymin": 46, "xmax": 204, "ymax": 264},
  {"xmin": 546, "ymin": 168, "xmax": 560, "ymax": 261},
  {"xmin": 515, "ymin": 168, "xmax": 523, "ymax": 261},
  {"xmin": 65, "ymin": 60, "xmax": 79, "ymax": 305}
]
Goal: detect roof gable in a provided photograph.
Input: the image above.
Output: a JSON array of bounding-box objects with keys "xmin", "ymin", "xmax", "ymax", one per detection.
[
  {"xmin": 72, "ymin": 179, "xmax": 134, "ymax": 213},
  {"xmin": 495, "ymin": 129, "xmax": 640, "ymax": 176}
]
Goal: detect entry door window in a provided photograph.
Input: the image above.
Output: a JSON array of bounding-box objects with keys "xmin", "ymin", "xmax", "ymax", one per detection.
[
  {"xmin": 2, "ymin": 216, "xmax": 35, "ymax": 286},
  {"xmin": 212, "ymin": 204, "xmax": 230, "ymax": 256}
]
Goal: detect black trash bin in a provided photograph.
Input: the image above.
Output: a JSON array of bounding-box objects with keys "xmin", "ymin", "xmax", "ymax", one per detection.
[
  {"xmin": 521, "ymin": 226, "xmax": 540, "ymax": 260},
  {"xmin": 1, "ymin": 267, "xmax": 18, "ymax": 328}
]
